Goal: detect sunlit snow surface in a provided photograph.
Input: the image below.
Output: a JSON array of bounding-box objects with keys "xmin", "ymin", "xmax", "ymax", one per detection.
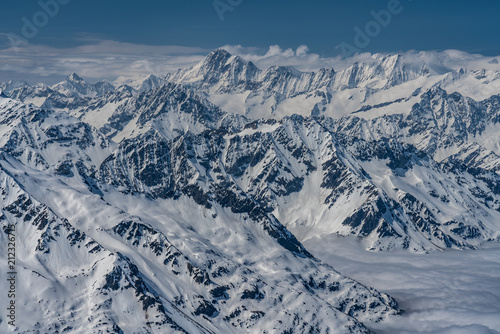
[{"xmin": 304, "ymin": 235, "xmax": 500, "ymax": 334}]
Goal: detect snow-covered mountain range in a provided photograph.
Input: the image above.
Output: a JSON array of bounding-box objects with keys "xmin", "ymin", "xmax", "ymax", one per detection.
[{"xmin": 1, "ymin": 48, "xmax": 500, "ymax": 333}]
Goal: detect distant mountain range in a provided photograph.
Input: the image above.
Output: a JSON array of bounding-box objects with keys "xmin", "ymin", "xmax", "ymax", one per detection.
[{"xmin": 1, "ymin": 48, "xmax": 499, "ymax": 333}]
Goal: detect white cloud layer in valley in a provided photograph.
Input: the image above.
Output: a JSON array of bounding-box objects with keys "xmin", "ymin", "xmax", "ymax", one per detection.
[{"xmin": 304, "ymin": 235, "xmax": 500, "ymax": 334}]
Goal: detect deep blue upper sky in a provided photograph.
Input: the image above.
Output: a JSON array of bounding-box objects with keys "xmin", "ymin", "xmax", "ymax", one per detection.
[{"xmin": 1, "ymin": 0, "xmax": 499, "ymax": 56}]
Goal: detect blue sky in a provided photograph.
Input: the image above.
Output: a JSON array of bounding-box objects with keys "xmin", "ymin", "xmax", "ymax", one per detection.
[
  {"xmin": 0, "ymin": 0, "xmax": 499, "ymax": 83},
  {"xmin": 1, "ymin": 0, "xmax": 499, "ymax": 55}
]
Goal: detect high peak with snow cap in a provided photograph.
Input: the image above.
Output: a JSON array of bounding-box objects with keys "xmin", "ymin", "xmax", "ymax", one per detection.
[{"xmin": 66, "ymin": 72, "xmax": 85, "ymax": 82}]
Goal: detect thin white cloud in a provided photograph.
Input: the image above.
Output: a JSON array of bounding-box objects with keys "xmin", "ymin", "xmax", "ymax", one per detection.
[{"xmin": 0, "ymin": 38, "xmax": 208, "ymax": 84}]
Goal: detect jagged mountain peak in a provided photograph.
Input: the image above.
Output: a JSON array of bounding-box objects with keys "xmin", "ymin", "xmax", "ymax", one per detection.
[
  {"xmin": 7, "ymin": 79, "xmax": 30, "ymax": 86},
  {"xmin": 0, "ymin": 79, "xmax": 30, "ymax": 94},
  {"xmin": 371, "ymin": 53, "xmax": 403, "ymax": 65},
  {"xmin": 50, "ymin": 73, "xmax": 114, "ymax": 99},
  {"xmin": 66, "ymin": 72, "xmax": 85, "ymax": 82},
  {"xmin": 205, "ymin": 48, "xmax": 233, "ymax": 62},
  {"xmin": 318, "ymin": 67, "xmax": 336, "ymax": 75},
  {"xmin": 93, "ymin": 80, "xmax": 115, "ymax": 95},
  {"xmin": 115, "ymin": 84, "xmax": 136, "ymax": 94},
  {"xmin": 139, "ymin": 73, "xmax": 167, "ymax": 92},
  {"xmin": 166, "ymin": 48, "xmax": 261, "ymax": 92},
  {"xmin": 200, "ymin": 48, "xmax": 259, "ymax": 74},
  {"xmin": 264, "ymin": 65, "xmax": 304, "ymax": 76},
  {"xmin": 143, "ymin": 73, "xmax": 160, "ymax": 81}
]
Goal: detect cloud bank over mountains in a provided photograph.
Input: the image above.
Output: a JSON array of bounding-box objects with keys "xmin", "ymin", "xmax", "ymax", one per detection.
[
  {"xmin": 1, "ymin": 38, "xmax": 500, "ymax": 84},
  {"xmin": 0, "ymin": 39, "xmax": 206, "ymax": 84}
]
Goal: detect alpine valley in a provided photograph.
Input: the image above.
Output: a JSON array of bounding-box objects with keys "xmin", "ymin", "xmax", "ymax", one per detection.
[{"xmin": 1, "ymin": 48, "xmax": 500, "ymax": 333}]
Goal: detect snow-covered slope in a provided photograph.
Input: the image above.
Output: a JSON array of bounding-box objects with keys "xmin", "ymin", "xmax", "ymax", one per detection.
[
  {"xmin": 0, "ymin": 97, "xmax": 399, "ymax": 333},
  {"xmin": 3, "ymin": 49, "xmax": 500, "ymax": 253}
]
